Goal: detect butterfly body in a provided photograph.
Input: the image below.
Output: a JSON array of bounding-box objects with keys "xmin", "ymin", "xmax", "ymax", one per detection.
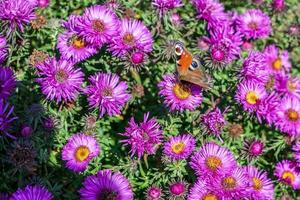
[{"xmin": 174, "ymin": 41, "xmax": 210, "ymax": 89}]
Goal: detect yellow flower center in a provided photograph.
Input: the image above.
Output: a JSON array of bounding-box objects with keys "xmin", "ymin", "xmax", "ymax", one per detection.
[
  {"xmin": 221, "ymin": 176, "xmax": 237, "ymax": 190},
  {"xmin": 282, "ymin": 171, "xmax": 295, "ymax": 182},
  {"xmin": 173, "ymin": 83, "xmax": 191, "ymax": 100},
  {"xmin": 92, "ymin": 20, "xmax": 105, "ymax": 32},
  {"xmin": 123, "ymin": 33, "xmax": 135, "ymax": 45},
  {"xmin": 203, "ymin": 193, "xmax": 218, "ymax": 200},
  {"xmin": 272, "ymin": 58, "xmax": 282, "ymax": 71},
  {"xmin": 75, "ymin": 146, "xmax": 90, "ymax": 162},
  {"xmin": 252, "ymin": 177, "xmax": 263, "ymax": 190},
  {"xmin": 286, "ymin": 109, "xmax": 299, "ymax": 122},
  {"xmin": 287, "ymin": 80, "xmax": 297, "ymax": 92},
  {"xmin": 246, "ymin": 91, "xmax": 258, "ymax": 105},
  {"xmin": 72, "ymin": 37, "xmax": 85, "ymax": 49},
  {"xmin": 205, "ymin": 156, "xmax": 222, "ymax": 171},
  {"xmin": 171, "ymin": 142, "xmax": 186, "ymax": 154}
]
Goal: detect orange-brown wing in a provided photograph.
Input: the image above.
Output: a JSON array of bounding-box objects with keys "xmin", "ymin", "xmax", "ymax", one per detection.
[
  {"xmin": 179, "ymin": 68, "xmax": 211, "ymax": 89},
  {"xmin": 176, "ymin": 48, "xmax": 193, "ymax": 76}
]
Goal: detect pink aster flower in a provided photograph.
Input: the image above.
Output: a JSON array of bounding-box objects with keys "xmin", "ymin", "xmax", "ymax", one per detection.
[
  {"xmin": 191, "ymin": 0, "xmax": 229, "ymax": 29},
  {"xmin": 163, "ymin": 134, "xmax": 196, "ymax": 160},
  {"xmin": 0, "ymin": 36, "xmax": 7, "ymax": 64},
  {"xmin": 272, "ymin": 0, "xmax": 285, "ymax": 12},
  {"xmin": 190, "ymin": 142, "xmax": 237, "ymax": 178},
  {"xmin": 109, "ymin": 18, "xmax": 153, "ymax": 57},
  {"xmin": 274, "ymin": 96, "xmax": 300, "ymax": 136},
  {"xmin": 120, "ymin": 112, "xmax": 163, "ymax": 159},
  {"xmin": 201, "ymin": 108, "xmax": 226, "ymax": 136},
  {"xmin": 36, "ymin": 58, "xmax": 84, "ymax": 103},
  {"xmin": 256, "ymin": 93, "xmax": 280, "ymax": 125},
  {"xmin": 152, "ymin": 0, "xmax": 183, "ymax": 16},
  {"xmin": 263, "ymin": 44, "xmax": 291, "ymax": 75},
  {"xmin": 236, "ymin": 9, "xmax": 272, "ymax": 39},
  {"xmin": 187, "ymin": 179, "xmax": 221, "ymax": 200},
  {"xmin": 84, "ymin": 72, "xmax": 131, "ymax": 118},
  {"xmin": 10, "ymin": 185, "xmax": 53, "ymax": 200},
  {"xmin": 241, "ymin": 139, "xmax": 264, "ymax": 160},
  {"xmin": 276, "ymin": 74, "xmax": 300, "ymax": 100},
  {"xmin": 62, "ymin": 133, "xmax": 100, "ymax": 172},
  {"xmin": 235, "ymin": 80, "xmax": 268, "ymax": 112},
  {"xmin": 274, "ymin": 160, "xmax": 300, "ymax": 189},
  {"xmin": 244, "ymin": 166, "xmax": 274, "ymax": 200},
  {"xmin": 158, "ymin": 74, "xmax": 203, "ymax": 112},
  {"xmin": 146, "ymin": 185, "xmax": 163, "ymax": 200},
  {"xmin": 0, "ymin": 0, "xmax": 36, "ymax": 33},
  {"xmin": 167, "ymin": 180, "xmax": 188, "ymax": 199},
  {"xmin": 76, "ymin": 5, "xmax": 119, "ymax": 47},
  {"xmin": 57, "ymin": 31, "xmax": 98, "ymax": 63},
  {"xmin": 292, "ymin": 141, "xmax": 300, "ymax": 167}
]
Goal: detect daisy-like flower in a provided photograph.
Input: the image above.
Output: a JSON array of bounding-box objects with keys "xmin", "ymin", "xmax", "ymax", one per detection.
[
  {"xmin": 241, "ymin": 139, "xmax": 264, "ymax": 160},
  {"xmin": 0, "ymin": 0, "xmax": 36, "ymax": 33},
  {"xmin": 120, "ymin": 112, "xmax": 163, "ymax": 159},
  {"xmin": 256, "ymin": 93, "xmax": 280, "ymax": 125},
  {"xmin": 163, "ymin": 134, "xmax": 196, "ymax": 160},
  {"xmin": 158, "ymin": 74, "xmax": 203, "ymax": 112},
  {"xmin": 76, "ymin": 5, "xmax": 119, "ymax": 47},
  {"xmin": 10, "ymin": 185, "xmax": 53, "ymax": 200},
  {"xmin": 235, "ymin": 80, "xmax": 267, "ymax": 112},
  {"xmin": 236, "ymin": 9, "xmax": 272, "ymax": 39},
  {"xmin": 61, "ymin": 133, "xmax": 100, "ymax": 172},
  {"xmin": 146, "ymin": 185, "xmax": 163, "ymax": 200},
  {"xmin": 0, "ymin": 36, "xmax": 7, "ymax": 64},
  {"xmin": 57, "ymin": 31, "xmax": 98, "ymax": 63},
  {"xmin": 0, "ymin": 67, "xmax": 16, "ymax": 99},
  {"xmin": 201, "ymin": 108, "xmax": 226, "ymax": 136},
  {"xmin": 0, "ymin": 99, "xmax": 17, "ymax": 138},
  {"xmin": 152, "ymin": 0, "xmax": 183, "ymax": 16},
  {"xmin": 187, "ymin": 179, "xmax": 221, "ymax": 200},
  {"xmin": 191, "ymin": 0, "xmax": 228, "ymax": 29},
  {"xmin": 292, "ymin": 141, "xmax": 300, "ymax": 166},
  {"xmin": 204, "ymin": 25, "xmax": 242, "ymax": 68},
  {"xmin": 36, "ymin": 58, "xmax": 84, "ymax": 103},
  {"xmin": 245, "ymin": 166, "xmax": 274, "ymax": 200},
  {"xmin": 213, "ymin": 167, "xmax": 248, "ymax": 198},
  {"xmin": 84, "ymin": 72, "xmax": 130, "ymax": 118},
  {"xmin": 79, "ymin": 169, "xmax": 134, "ymax": 200},
  {"xmin": 109, "ymin": 18, "xmax": 153, "ymax": 57},
  {"xmin": 275, "ymin": 96, "xmax": 300, "ymax": 136},
  {"xmin": 276, "ymin": 74, "xmax": 300, "ymax": 100},
  {"xmin": 263, "ymin": 45, "xmax": 291, "ymax": 75},
  {"xmin": 274, "ymin": 160, "xmax": 300, "ymax": 189},
  {"xmin": 167, "ymin": 180, "xmax": 188, "ymax": 199},
  {"xmin": 190, "ymin": 142, "xmax": 237, "ymax": 178}
]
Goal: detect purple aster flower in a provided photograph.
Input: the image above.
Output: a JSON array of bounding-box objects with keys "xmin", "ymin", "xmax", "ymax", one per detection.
[
  {"xmin": 0, "ymin": 193, "xmax": 9, "ymax": 200},
  {"xmin": 20, "ymin": 125, "xmax": 33, "ymax": 137},
  {"xmin": 263, "ymin": 45, "xmax": 291, "ymax": 75},
  {"xmin": 274, "ymin": 160, "xmax": 300, "ymax": 189},
  {"xmin": 191, "ymin": 0, "xmax": 229, "ymax": 29},
  {"xmin": 0, "ymin": 0, "xmax": 36, "ymax": 33},
  {"xmin": 109, "ymin": 18, "xmax": 153, "ymax": 57},
  {"xmin": 0, "ymin": 36, "xmax": 7, "ymax": 64},
  {"xmin": 62, "ymin": 14, "xmax": 82, "ymax": 32},
  {"xmin": 158, "ymin": 74, "xmax": 203, "ymax": 112},
  {"xmin": 79, "ymin": 169, "xmax": 134, "ymax": 200},
  {"xmin": 36, "ymin": 58, "xmax": 84, "ymax": 103},
  {"xmin": 163, "ymin": 134, "xmax": 196, "ymax": 160},
  {"xmin": 190, "ymin": 142, "xmax": 237, "ymax": 178},
  {"xmin": 240, "ymin": 51, "xmax": 268, "ymax": 84},
  {"xmin": 167, "ymin": 180, "xmax": 188, "ymax": 199},
  {"xmin": 187, "ymin": 179, "xmax": 221, "ymax": 200},
  {"xmin": 123, "ymin": 51, "xmax": 148, "ymax": 71},
  {"xmin": 276, "ymin": 75, "xmax": 300, "ymax": 100},
  {"xmin": 170, "ymin": 12, "xmax": 182, "ymax": 26},
  {"xmin": 212, "ymin": 167, "xmax": 248, "ymax": 198},
  {"xmin": 0, "ymin": 67, "xmax": 16, "ymax": 99},
  {"xmin": 146, "ymin": 185, "xmax": 163, "ymax": 200},
  {"xmin": 244, "ymin": 166, "xmax": 274, "ymax": 200},
  {"xmin": 152, "ymin": 0, "xmax": 183, "ymax": 16},
  {"xmin": 62, "ymin": 133, "xmax": 100, "ymax": 172},
  {"xmin": 204, "ymin": 25, "xmax": 242, "ymax": 68},
  {"xmin": 84, "ymin": 72, "xmax": 130, "ymax": 118},
  {"xmin": 272, "ymin": 0, "xmax": 285, "ymax": 11},
  {"xmin": 236, "ymin": 9, "xmax": 272, "ymax": 39},
  {"xmin": 57, "ymin": 31, "xmax": 98, "ymax": 63},
  {"xmin": 292, "ymin": 141, "xmax": 300, "ymax": 166},
  {"xmin": 256, "ymin": 93, "xmax": 280, "ymax": 125},
  {"xmin": 241, "ymin": 139, "xmax": 264, "ymax": 160},
  {"xmin": 274, "ymin": 96, "xmax": 300, "ymax": 136},
  {"xmin": 201, "ymin": 108, "xmax": 226, "ymax": 136},
  {"xmin": 235, "ymin": 80, "xmax": 267, "ymax": 112},
  {"xmin": 0, "ymin": 99, "xmax": 17, "ymax": 138},
  {"xmin": 10, "ymin": 185, "xmax": 53, "ymax": 200},
  {"xmin": 120, "ymin": 112, "xmax": 163, "ymax": 159},
  {"xmin": 76, "ymin": 5, "xmax": 119, "ymax": 47}
]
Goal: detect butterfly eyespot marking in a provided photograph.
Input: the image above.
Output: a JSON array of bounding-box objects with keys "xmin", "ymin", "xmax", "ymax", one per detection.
[
  {"xmin": 175, "ymin": 44, "xmax": 183, "ymax": 56},
  {"xmin": 189, "ymin": 59, "xmax": 200, "ymax": 71}
]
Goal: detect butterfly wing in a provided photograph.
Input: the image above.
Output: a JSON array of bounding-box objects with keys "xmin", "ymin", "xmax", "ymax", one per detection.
[{"xmin": 178, "ymin": 67, "xmax": 211, "ymax": 89}]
